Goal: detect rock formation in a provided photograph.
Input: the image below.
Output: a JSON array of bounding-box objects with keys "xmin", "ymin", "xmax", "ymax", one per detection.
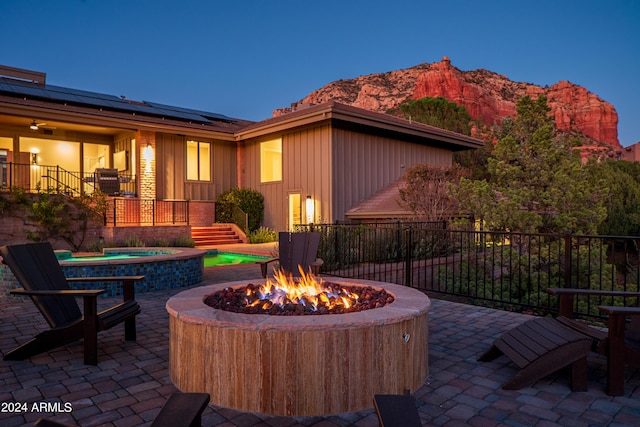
[{"xmin": 275, "ymin": 56, "xmax": 620, "ymax": 149}]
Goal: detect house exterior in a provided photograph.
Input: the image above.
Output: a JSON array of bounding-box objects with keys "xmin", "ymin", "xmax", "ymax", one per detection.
[{"xmin": 0, "ymin": 64, "xmax": 483, "ymax": 240}]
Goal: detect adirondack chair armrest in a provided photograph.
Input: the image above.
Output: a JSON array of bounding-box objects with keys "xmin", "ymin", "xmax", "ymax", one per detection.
[
  {"xmin": 257, "ymin": 257, "xmax": 279, "ymax": 278},
  {"xmin": 598, "ymin": 306, "xmax": 640, "ymax": 316},
  {"xmin": 548, "ymin": 288, "xmax": 640, "ymax": 297},
  {"xmin": 547, "ymin": 288, "xmax": 640, "ymax": 318},
  {"xmin": 10, "ymin": 288, "xmax": 105, "ymax": 297},
  {"xmin": 311, "ymin": 258, "xmax": 324, "ymax": 275},
  {"xmin": 66, "ymin": 275, "xmax": 144, "ymax": 301}
]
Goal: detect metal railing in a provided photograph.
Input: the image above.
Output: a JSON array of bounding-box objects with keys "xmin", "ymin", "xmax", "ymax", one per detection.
[
  {"xmin": 3, "ymin": 162, "xmax": 187, "ymax": 227},
  {"xmin": 296, "ymin": 222, "xmax": 640, "ymax": 320},
  {"xmin": 3, "ymin": 162, "xmax": 136, "ymax": 196},
  {"xmin": 105, "ymin": 198, "xmax": 189, "ymax": 226},
  {"xmin": 231, "ymin": 204, "xmax": 249, "ymax": 233}
]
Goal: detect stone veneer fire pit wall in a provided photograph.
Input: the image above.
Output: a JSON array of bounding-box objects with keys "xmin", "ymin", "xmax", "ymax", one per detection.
[{"xmin": 166, "ymin": 278, "xmax": 430, "ymax": 417}]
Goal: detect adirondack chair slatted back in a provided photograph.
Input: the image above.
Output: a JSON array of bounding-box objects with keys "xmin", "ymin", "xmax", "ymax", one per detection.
[
  {"xmin": 0, "ymin": 243, "xmax": 82, "ymax": 328},
  {"xmin": 278, "ymin": 232, "xmax": 321, "ymax": 277}
]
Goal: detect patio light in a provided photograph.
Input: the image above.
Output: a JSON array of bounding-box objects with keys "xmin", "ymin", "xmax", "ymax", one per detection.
[
  {"xmin": 306, "ymin": 195, "xmax": 314, "ymax": 224},
  {"xmin": 143, "ymin": 143, "xmax": 154, "ymax": 173}
]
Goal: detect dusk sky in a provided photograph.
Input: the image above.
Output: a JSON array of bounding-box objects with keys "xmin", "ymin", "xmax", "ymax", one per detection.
[{"xmin": 2, "ymin": 0, "xmax": 638, "ymax": 146}]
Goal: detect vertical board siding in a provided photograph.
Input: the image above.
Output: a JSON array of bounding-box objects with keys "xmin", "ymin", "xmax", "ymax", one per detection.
[
  {"xmin": 243, "ymin": 125, "xmax": 331, "ymax": 231},
  {"xmin": 243, "ymin": 124, "xmax": 452, "ymax": 230},
  {"xmin": 157, "ymin": 133, "xmax": 236, "ymax": 201},
  {"xmin": 156, "ymin": 133, "xmax": 185, "ymax": 200},
  {"xmin": 331, "ymin": 128, "xmax": 451, "ymax": 222}
]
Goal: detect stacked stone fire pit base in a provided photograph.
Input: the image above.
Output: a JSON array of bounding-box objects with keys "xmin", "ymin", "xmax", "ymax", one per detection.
[{"xmin": 166, "ymin": 278, "xmax": 430, "ymax": 417}]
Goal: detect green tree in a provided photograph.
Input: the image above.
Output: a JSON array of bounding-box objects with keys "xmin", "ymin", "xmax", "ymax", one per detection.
[
  {"xmin": 589, "ymin": 159, "xmax": 640, "ymax": 236},
  {"xmin": 394, "ymin": 96, "xmax": 472, "ymax": 136},
  {"xmin": 453, "ymin": 120, "xmax": 494, "ymax": 180},
  {"xmin": 452, "ymin": 95, "xmax": 607, "ymax": 234}
]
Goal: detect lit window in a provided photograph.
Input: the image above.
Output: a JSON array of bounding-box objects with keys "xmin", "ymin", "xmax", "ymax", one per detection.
[
  {"xmin": 260, "ymin": 139, "xmax": 282, "ymax": 183},
  {"xmin": 187, "ymin": 140, "xmax": 211, "ymax": 181}
]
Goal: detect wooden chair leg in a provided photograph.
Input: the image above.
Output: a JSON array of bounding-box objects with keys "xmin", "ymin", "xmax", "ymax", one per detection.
[
  {"xmin": 83, "ymin": 295, "xmax": 99, "ymax": 365},
  {"xmin": 607, "ymin": 313, "xmax": 627, "ymax": 396},
  {"xmin": 124, "ymin": 318, "xmax": 137, "ymax": 341},
  {"xmin": 571, "ymin": 356, "xmax": 588, "ymax": 392}
]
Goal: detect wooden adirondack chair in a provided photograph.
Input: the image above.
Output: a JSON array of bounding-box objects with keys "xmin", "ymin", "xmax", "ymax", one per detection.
[
  {"xmin": 0, "ymin": 242, "xmax": 143, "ymax": 365},
  {"xmin": 257, "ymin": 232, "xmax": 323, "ymax": 278},
  {"xmin": 547, "ymin": 288, "xmax": 640, "ymax": 396},
  {"xmin": 479, "ymin": 287, "xmax": 640, "ymax": 396},
  {"xmin": 373, "ymin": 394, "xmax": 422, "ymax": 427}
]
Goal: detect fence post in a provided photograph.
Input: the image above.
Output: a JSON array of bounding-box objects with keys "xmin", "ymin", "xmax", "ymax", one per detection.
[
  {"xmin": 152, "ymin": 200, "xmax": 156, "ymax": 226},
  {"xmin": 396, "ymin": 221, "xmax": 402, "ymax": 262},
  {"xmin": 405, "ymin": 228, "xmax": 412, "ymax": 287},
  {"xmin": 563, "ymin": 233, "xmax": 572, "ymax": 288}
]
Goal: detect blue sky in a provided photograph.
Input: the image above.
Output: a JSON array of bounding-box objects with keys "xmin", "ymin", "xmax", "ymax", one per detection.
[{"xmin": 2, "ymin": 0, "xmax": 638, "ymax": 146}]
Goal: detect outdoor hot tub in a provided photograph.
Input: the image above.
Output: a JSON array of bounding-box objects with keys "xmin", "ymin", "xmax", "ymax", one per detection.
[{"xmin": 0, "ymin": 247, "xmax": 205, "ymax": 297}]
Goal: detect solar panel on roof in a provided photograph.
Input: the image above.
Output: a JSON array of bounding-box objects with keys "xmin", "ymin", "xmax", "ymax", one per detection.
[
  {"xmin": 0, "ymin": 77, "xmax": 235, "ymax": 125},
  {"xmin": 144, "ymin": 101, "xmax": 235, "ymax": 122}
]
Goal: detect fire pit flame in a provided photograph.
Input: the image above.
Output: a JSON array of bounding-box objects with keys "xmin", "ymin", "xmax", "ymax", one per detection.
[
  {"xmin": 204, "ymin": 265, "xmax": 394, "ymax": 315},
  {"xmin": 255, "ymin": 266, "xmax": 359, "ymax": 312}
]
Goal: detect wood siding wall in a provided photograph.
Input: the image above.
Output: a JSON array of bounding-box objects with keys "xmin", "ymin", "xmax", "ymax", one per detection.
[
  {"xmin": 331, "ymin": 127, "xmax": 452, "ymax": 222},
  {"xmin": 242, "ymin": 125, "xmax": 332, "ymax": 231},
  {"xmin": 243, "ymin": 124, "xmax": 453, "ymax": 231},
  {"xmin": 156, "ymin": 133, "xmax": 237, "ymax": 201}
]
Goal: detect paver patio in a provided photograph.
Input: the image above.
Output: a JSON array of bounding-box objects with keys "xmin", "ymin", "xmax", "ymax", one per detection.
[{"xmin": 1, "ymin": 259, "xmax": 639, "ymax": 426}]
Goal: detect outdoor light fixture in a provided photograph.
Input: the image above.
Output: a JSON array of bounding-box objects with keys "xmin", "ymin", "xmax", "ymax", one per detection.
[
  {"xmin": 30, "ymin": 120, "xmax": 38, "ymax": 130},
  {"xmin": 143, "ymin": 143, "xmax": 154, "ymax": 173},
  {"xmin": 31, "ymin": 152, "xmax": 38, "ymax": 165},
  {"xmin": 306, "ymin": 195, "xmax": 315, "ymax": 224}
]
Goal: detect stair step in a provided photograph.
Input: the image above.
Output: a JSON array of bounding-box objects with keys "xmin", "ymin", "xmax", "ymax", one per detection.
[{"xmin": 191, "ymin": 224, "xmax": 244, "ymax": 246}]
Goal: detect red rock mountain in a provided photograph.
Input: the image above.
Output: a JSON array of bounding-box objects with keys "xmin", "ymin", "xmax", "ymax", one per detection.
[{"xmin": 275, "ymin": 56, "xmax": 620, "ymax": 149}]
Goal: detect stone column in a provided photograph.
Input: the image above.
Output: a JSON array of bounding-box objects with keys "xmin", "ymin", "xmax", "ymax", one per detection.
[{"xmin": 137, "ymin": 131, "xmax": 156, "ymax": 200}]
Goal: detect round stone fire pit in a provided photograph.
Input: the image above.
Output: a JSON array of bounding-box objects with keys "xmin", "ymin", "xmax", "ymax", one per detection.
[{"xmin": 166, "ymin": 278, "xmax": 430, "ymax": 417}]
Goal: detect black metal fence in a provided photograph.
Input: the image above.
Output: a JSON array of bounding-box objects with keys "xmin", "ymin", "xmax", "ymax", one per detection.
[
  {"xmin": 296, "ymin": 223, "xmax": 640, "ymax": 320},
  {"xmin": 104, "ymin": 198, "xmax": 189, "ymax": 226}
]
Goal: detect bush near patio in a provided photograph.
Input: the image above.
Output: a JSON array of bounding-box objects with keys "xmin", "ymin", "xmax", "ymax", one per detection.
[
  {"xmin": 0, "ymin": 186, "xmax": 105, "ymax": 251},
  {"xmin": 215, "ymin": 188, "xmax": 264, "ymax": 232}
]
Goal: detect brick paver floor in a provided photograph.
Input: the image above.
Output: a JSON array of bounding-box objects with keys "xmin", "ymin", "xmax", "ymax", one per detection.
[{"xmin": 1, "ymin": 261, "xmax": 639, "ymax": 426}]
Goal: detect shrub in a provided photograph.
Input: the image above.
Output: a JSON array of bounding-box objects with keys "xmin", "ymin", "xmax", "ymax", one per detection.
[
  {"xmin": 85, "ymin": 240, "xmax": 105, "ymax": 253},
  {"xmin": 123, "ymin": 236, "xmax": 145, "ymax": 247},
  {"xmin": 154, "ymin": 238, "xmax": 170, "ymax": 247},
  {"xmin": 248, "ymin": 226, "xmax": 278, "ymax": 243},
  {"xmin": 172, "ymin": 235, "xmax": 196, "ymax": 247},
  {"xmin": 215, "ymin": 188, "xmax": 264, "ymax": 232}
]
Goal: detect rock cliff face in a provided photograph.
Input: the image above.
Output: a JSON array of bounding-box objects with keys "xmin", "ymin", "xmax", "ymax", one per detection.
[{"xmin": 275, "ymin": 56, "xmax": 620, "ymax": 149}]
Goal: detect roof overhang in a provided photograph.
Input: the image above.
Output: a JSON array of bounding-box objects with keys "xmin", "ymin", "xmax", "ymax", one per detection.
[
  {"xmin": 235, "ymin": 101, "xmax": 484, "ymax": 151},
  {"xmin": 0, "ymin": 94, "xmax": 239, "ymax": 141}
]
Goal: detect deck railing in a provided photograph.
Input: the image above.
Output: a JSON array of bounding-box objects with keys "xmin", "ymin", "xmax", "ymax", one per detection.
[
  {"xmin": 3, "ymin": 162, "xmax": 187, "ymax": 226},
  {"xmin": 104, "ymin": 198, "xmax": 189, "ymax": 226},
  {"xmin": 296, "ymin": 222, "xmax": 640, "ymax": 320},
  {"xmin": 3, "ymin": 162, "xmax": 136, "ymax": 196}
]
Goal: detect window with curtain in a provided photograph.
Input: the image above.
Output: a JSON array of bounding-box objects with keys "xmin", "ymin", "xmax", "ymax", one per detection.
[{"xmin": 187, "ymin": 140, "xmax": 211, "ymax": 181}]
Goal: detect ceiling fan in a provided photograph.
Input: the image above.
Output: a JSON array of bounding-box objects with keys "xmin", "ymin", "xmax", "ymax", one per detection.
[{"xmin": 29, "ymin": 120, "xmax": 56, "ymax": 131}]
